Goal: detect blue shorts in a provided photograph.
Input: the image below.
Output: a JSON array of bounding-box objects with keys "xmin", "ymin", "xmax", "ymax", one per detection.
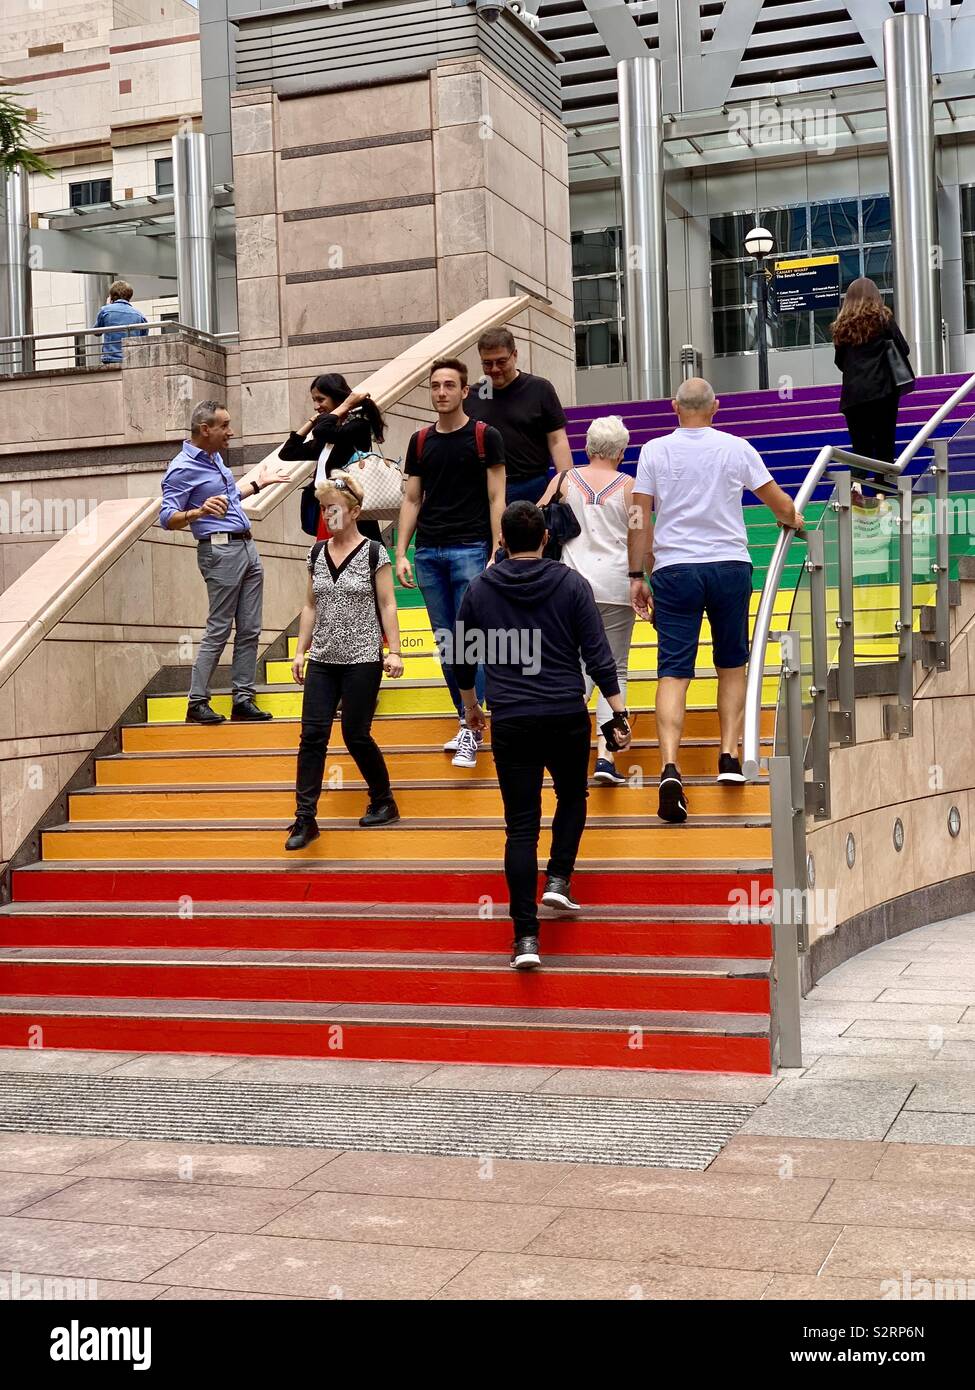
[{"xmin": 650, "ymin": 561, "xmax": 753, "ymax": 679}]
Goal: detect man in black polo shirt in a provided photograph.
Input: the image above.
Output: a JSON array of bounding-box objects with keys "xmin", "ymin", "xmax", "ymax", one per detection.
[
  {"xmin": 465, "ymin": 327, "xmax": 572, "ymax": 504},
  {"xmin": 396, "ymin": 357, "xmax": 506, "ymax": 769}
]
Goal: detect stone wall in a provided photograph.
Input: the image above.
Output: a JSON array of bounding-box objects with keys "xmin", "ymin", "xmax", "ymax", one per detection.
[{"xmin": 232, "ymin": 54, "xmax": 575, "ymax": 455}]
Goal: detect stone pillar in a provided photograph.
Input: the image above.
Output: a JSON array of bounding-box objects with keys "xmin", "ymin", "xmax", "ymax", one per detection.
[
  {"xmin": 618, "ymin": 55, "xmax": 670, "ymax": 402},
  {"xmin": 883, "ymin": 14, "xmax": 944, "ymax": 375}
]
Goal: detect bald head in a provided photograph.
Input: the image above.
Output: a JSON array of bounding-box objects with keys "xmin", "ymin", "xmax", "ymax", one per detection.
[{"xmin": 674, "ymin": 377, "xmax": 718, "ymax": 424}]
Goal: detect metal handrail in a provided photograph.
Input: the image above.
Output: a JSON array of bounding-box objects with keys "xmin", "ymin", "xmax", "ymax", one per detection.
[
  {"xmin": 742, "ymin": 370, "xmax": 975, "ymax": 779},
  {"xmin": 0, "ymin": 321, "xmax": 229, "ymax": 349}
]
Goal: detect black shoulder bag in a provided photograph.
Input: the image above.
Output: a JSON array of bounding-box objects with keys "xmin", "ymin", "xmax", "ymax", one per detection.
[{"xmin": 541, "ymin": 471, "xmax": 582, "ymax": 561}]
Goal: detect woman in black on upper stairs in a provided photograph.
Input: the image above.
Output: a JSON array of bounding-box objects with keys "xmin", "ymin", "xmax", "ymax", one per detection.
[
  {"xmin": 830, "ymin": 276, "xmax": 914, "ymax": 472},
  {"xmin": 279, "ymin": 372, "xmax": 387, "ymax": 543}
]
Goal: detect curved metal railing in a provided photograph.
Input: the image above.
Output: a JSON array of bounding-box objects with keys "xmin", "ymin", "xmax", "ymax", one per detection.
[{"xmin": 742, "ymin": 370, "xmax": 975, "ymax": 779}]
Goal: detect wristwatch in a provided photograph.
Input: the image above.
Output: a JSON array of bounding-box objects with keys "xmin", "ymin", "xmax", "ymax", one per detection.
[
  {"xmin": 628, "ymin": 570, "xmax": 645, "ymax": 579},
  {"xmin": 251, "ymin": 479, "xmax": 261, "ymax": 495}
]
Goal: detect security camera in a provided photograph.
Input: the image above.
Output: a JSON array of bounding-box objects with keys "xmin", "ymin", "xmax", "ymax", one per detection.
[
  {"xmin": 508, "ymin": 2, "xmax": 540, "ymax": 28},
  {"xmin": 474, "ymin": 0, "xmax": 506, "ymax": 20}
]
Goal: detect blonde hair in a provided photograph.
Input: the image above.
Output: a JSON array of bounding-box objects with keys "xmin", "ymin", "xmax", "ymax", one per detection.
[
  {"xmin": 585, "ymin": 415, "xmax": 629, "ymax": 460},
  {"xmin": 315, "ymin": 470, "xmax": 364, "ymax": 511}
]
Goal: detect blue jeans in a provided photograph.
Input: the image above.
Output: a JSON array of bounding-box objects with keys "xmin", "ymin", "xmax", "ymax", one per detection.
[{"xmin": 414, "ymin": 542, "xmax": 489, "ymax": 714}]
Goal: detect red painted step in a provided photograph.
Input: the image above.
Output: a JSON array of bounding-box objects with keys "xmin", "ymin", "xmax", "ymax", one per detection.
[
  {"xmin": 0, "ymin": 954, "xmax": 771, "ymax": 1014},
  {"xmin": 0, "ymin": 907, "xmax": 772, "ymax": 958},
  {"xmin": 11, "ymin": 864, "xmax": 774, "ymax": 909},
  {"xmin": 0, "ymin": 999, "xmax": 773, "ymax": 1073}
]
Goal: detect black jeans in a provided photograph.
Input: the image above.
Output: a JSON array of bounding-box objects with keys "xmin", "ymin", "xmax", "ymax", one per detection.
[
  {"xmin": 843, "ymin": 391, "xmax": 900, "ymax": 470},
  {"xmin": 295, "ymin": 660, "xmax": 390, "ymax": 816},
  {"xmin": 491, "ymin": 711, "xmax": 591, "ymax": 937}
]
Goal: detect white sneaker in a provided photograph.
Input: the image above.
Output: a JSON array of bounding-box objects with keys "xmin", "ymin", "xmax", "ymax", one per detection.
[
  {"xmin": 451, "ymin": 728, "xmax": 479, "ymax": 768},
  {"xmin": 443, "ymin": 720, "xmax": 465, "ymax": 752}
]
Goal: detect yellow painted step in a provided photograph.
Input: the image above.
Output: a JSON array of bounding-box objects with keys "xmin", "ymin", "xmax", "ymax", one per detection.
[
  {"xmin": 123, "ymin": 706, "xmax": 776, "ymax": 753},
  {"xmin": 71, "ymin": 783, "xmax": 770, "ymax": 821},
  {"xmin": 146, "ymin": 676, "xmax": 783, "ymax": 722},
  {"xmin": 100, "ymin": 743, "xmax": 769, "ymax": 785},
  {"xmin": 265, "ymin": 651, "xmax": 785, "ymax": 684},
  {"xmin": 42, "ymin": 823, "xmax": 773, "ymax": 863}
]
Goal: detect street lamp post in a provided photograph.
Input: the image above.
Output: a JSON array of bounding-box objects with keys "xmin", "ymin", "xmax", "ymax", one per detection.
[{"xmin": 744, "ymin": 225, "xmax": 774, "ymax": 390}]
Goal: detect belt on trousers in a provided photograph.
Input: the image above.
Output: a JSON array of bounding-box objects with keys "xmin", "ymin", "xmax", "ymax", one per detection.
[{"xmin": 200, "ymin": 530, "xmax": 252, "ymax": 542}]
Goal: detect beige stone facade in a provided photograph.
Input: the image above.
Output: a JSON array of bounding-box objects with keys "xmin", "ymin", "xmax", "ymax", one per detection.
[{"xmin": 232, "ymin": 57, "xmax": 575, "ymax": 456}]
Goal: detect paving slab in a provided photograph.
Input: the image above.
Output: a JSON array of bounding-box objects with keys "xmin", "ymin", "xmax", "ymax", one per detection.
[
  {"xmin": 143, "ymin": 1231, "xmax": 474, "ymax": 1299},
  {"xmin": 0, "ymin": 1217, "xmax": 207, "ymax": 1282},
  {"xmin": 885, "ymin": 1112, "xmax": 975, "ymax": 1147},
  {"xmin": 740, "ymin": 1081, "xmax": 914, "ymax": 1141},
  {"xmin": 525, "ymin": 1208, "xmax": 841, "ymax": 1273},
  {"xmin": 709, "ymin": 1135, "xmax": 884, "ymax": 1180},
  {"xmin": 260, "ymin": 1189, "xmax": 560, "ymax": 1252},
  {"xmin": 105, "ymin": 1055, "xmax": 240, "ymax": 1081},
  {"xmin": 872, "ymin": 1143, "xmax": 975, "ymax": 1190},
  {"xmin": 433, "ymin": 1250, "xmax": 772, "ymax": 1300},
  {"xmin": 413, "ymin": 1065, "xmax": 559, "ymax": 1093},
  {"xmin": 813, "ymin": 1178, "xmax": 975, "ymax": 1233},
  {"xmin": 213, "ymin": 1058, "xmax": 441, "ymax": 1087},
  {"xmin": 538, "ymin": 1164, "xmax": 830, "ymax": 1221},
  {"xmin": 0, "ymin": 1173, "xmax": 81, "ymax": 1216},
  {"xmin": 17, "ymin": 1177, "xmax": 311, "ymax": 1234},
  {"xmin": 822, "ymin": 1224, "xmax": 975, "ymax": 1283},
  {"xmin": 67, "ymin": 1139, "xmax": 341, "ymax": 1187},
  {"xmin": 0, "ymin": 1132, "xmax": 127, "ymax": 1174},
  {"xmin": 292, "ymin": 1151, "xmax": 575, "ymax": 1204},
  {"xmin": 0, "ymin": 1049, "xmax": 140, "ymax": 1075}
]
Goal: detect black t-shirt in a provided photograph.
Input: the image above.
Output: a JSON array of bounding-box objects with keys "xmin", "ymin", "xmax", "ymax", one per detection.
[
  {"xmin": 464, "ymin": 371, "xmax": 567, "ymax": 481},
  {"xmin": 405, "ymin": 418, "xmax": 505, "ymax": 548}
]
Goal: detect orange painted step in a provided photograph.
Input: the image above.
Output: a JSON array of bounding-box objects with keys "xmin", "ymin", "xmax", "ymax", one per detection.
[
  {"xmin": 41, "ymin": 822, "xmax": 773, "ymax": 863},
  {"xmin": 70, "ymin": 784, "xmax": 771, "ymax": 821},
  {"xmin": 121, "ymin": 707, "xmax": 778, "ymax": 754},
  {"xmin": 96, "ymin": 743, "xmax": 770, "ymax": 786}
]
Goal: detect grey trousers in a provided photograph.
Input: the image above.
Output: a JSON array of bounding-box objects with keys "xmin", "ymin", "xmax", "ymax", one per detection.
[
  {"xmin": 189, "ymin": 538, "xmax": 264, "ymax": 705},
  {"xmin": 584, "ymin": 601, "xmax": 635, "ymax": 727}
]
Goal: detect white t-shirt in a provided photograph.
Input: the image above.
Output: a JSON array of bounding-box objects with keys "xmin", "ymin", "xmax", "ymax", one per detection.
[{"xmin": 633, "ymin": 427, "xmax": 773, "ymax": 571}]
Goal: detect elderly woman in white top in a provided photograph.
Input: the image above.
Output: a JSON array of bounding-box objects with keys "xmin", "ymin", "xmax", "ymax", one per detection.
[{"xmin": 538, "ymin": 415, "xmax": 636, "ymax": 785}]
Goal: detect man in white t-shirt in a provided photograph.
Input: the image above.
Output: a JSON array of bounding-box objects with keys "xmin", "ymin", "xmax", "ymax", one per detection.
[{"xmin": 627, "ymin": 378, "xmax": 803, "ymax": 823}]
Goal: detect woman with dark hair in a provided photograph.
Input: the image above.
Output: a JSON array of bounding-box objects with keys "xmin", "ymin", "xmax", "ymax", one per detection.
[
  {"xmin": 831, "ymin": 277, "xmax": 913, "ymax": 467},
  {"xmin": 280, "ymin": 373, "xmax": 387, "ymax": 542}
]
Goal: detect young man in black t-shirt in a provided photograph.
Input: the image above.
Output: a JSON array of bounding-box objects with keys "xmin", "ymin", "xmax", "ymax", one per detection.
[
  {"xmin": 396, "ymin": 358, "xmax": 506, "ymax": 767},
  {"xmin": 464, "ymin": 327, "xmax": 572, "ymax": 505}
]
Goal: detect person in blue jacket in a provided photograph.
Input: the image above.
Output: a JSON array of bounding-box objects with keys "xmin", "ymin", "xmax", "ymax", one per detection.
[{"xmin": 94, "ymin": 280, "xmax": 147, "ymax": 363}]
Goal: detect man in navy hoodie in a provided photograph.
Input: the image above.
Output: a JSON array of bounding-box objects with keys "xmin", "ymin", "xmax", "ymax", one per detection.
[{"xmin": 453, "ymin": 500, "xmax": 631, "ymax": 969}]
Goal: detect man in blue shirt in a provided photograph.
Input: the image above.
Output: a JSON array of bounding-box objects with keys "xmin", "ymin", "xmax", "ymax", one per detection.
[
  {"xmin": 94, "ymin": 280, "xmax": 148, "ymax": 363},
  {"xmin": 160, "ymin": 400, "xmax": 287, "ymax": 724}
]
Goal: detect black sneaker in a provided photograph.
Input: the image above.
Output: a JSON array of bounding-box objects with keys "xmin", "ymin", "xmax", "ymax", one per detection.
[
  {"xmin": 186, "ymin": 701, "xmax": 225, "ymax": 725},
  {"xmin": 658, "ymin": 764, "xmax": 688, "ymax": 824},
  {"xmin": 541, "ymin": 875, "xmax": 581, "ymax": 911},
  {"xmin": 717, "ymin": 753, "xmax": 746, "ymax": 784},
  {"xmin": 359, "ymin": 797, "xmax": 401, "ymax": 827},
  {"xmin": 231, "ymin": 699, "xmax": 273, "ymax": 722},
  {"xmin": 510, "ymin": 935, "xmax": 541, "ymax": 970},
  {"xmin": 285, "ymin": 815, "xmax": 320, "ymax": 851}
]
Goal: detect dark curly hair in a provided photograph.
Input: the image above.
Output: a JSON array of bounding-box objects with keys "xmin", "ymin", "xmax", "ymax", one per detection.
[{"xmin": 310, "ymin": 373, "xmax": 385, "ymax": 444}]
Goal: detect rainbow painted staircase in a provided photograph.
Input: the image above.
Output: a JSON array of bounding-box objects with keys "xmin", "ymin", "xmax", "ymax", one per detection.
[{"xmin": 4, "ymin": 375, "xmax": 972, "ymax": 1076}]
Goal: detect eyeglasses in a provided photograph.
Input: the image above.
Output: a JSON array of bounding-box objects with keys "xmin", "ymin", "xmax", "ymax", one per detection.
[{"xmin": 480, "ymin": 353, "xmax": 513, "ymax": 370}]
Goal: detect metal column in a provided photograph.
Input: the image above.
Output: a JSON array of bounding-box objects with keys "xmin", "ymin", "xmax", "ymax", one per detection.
[
  {"xmin": 79, "ymin": 273, "xmax": 113, "ymax": 368},
  {"xmin": 617, "ymin": 55, "xmax": 669, "ymax": 403},
  {"xmin": 0, "ymin": 167, "xmax": 34, "ymax": 374},
  {"xmin": 172, "ymin": 131, "xmax": 217, "ymax": 335},
  {"xmin": 883, "ymin": 14, "xmax": 944, "ymax": 375}
]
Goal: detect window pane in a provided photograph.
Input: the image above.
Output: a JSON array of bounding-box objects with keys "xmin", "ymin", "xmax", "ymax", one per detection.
[
  {"xmin": 770, "ymin": 311, "xmax": 810, "ymax": 349},
  {"xmin": 862, "ymin": 194, "xmax": 891, "ymax": 243},
  {"xmin": 573, "ymin": 276, "xmax": 618, "ymax": 322},
  {"xmin": 813, "ymin": 308, "xmax": 838, "ymax": 345},
  {"xmin": 575, "ymin": 321, "xmax": 621, "ymax": 368},
  {"xmin": 961, "ymin": 187, "xmax": 975, "ymax": 234},
  {"xmin": 839, "ymin": 248, "xmax": 862, "ymax": 290},
  {"xmin": 710, "ymin": 212, "xmax": 750, "ymax": 261},
  {"xmin": 963, "ymin": 237, "xmax": 975, "ymax": 284},
  {"xmin": 760, "ymin": 206, "xmax": 808, "ymax": 254},
  {"xmin": 864, "ymin": 244, "xmax": 893, "ymax": 293},
  {"xmin": 713, "ymin": 308, "xmax": 751, "ymax": 355},
  {"xmin": 966, "ymin": 282, "xmax": 975, "ymax": 335},
  {"xmin": 571, "ymin": 229, "xmax": 619, "ymax": 276},
  {"xmin": 711, "ymin": 260, "xmax": 752, "ymax": 309},
  {"xmin": 811, "ymin": 199, "xmax": 859, "ymax": 248},
  {"xmin": 155, "ymin": 158, "xmax": 173, "ymax": 196}
]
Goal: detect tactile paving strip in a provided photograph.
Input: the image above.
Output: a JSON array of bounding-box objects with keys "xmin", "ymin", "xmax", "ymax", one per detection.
[{"xmin": 0, "ymin": 1074, "xmax": 754, "ymax": 1169}]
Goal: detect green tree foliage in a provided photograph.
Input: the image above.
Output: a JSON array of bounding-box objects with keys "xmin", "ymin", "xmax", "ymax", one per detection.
[{"xmin": 0, "ymin": 93, "xmax": 54, "ymax": 177}]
